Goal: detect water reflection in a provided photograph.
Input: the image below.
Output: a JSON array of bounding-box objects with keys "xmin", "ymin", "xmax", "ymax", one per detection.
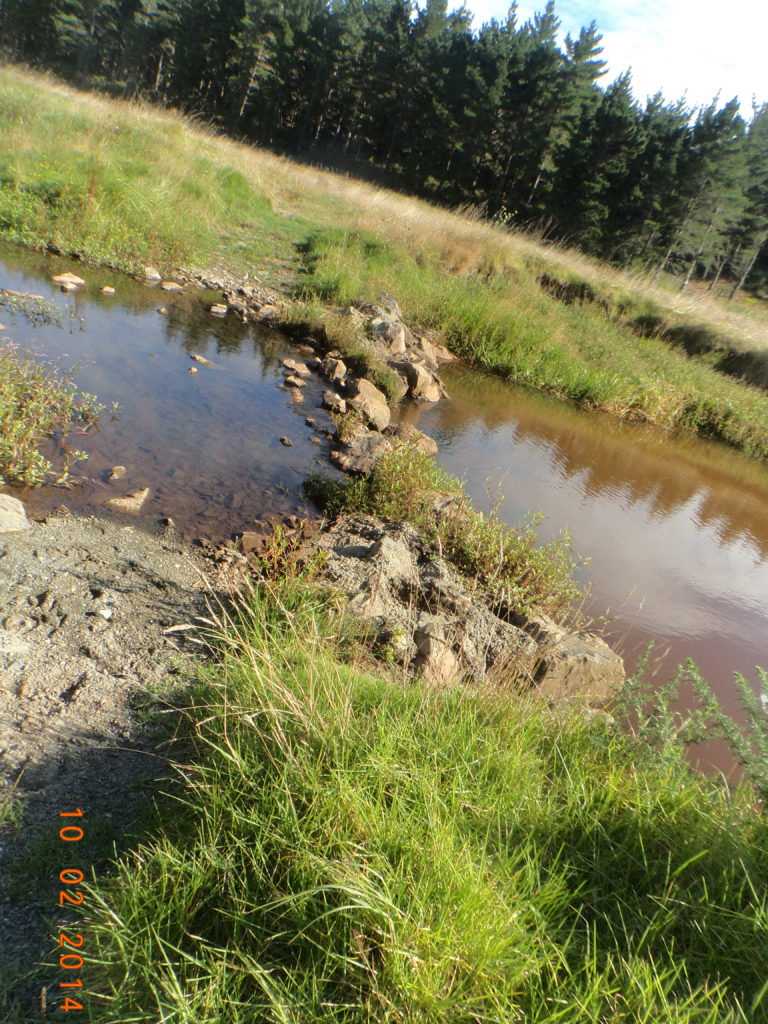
[{"xmin": 413, "ymin": 364, "xmax": 768, "ymax": 753}]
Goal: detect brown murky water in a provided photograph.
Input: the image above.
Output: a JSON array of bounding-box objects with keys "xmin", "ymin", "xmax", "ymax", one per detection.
[
  {"xmin": 408, "ymin": 366, "xmax": 768, "ymax": 773},
  {"xmin": 3, "ymin": 242, "xmax": 767, "ymax": 774}
]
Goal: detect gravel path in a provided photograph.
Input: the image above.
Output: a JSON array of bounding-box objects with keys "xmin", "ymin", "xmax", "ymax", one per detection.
[{"xmin": 0, "ymin": 505, "xmax": 221, "ymax": 1019}]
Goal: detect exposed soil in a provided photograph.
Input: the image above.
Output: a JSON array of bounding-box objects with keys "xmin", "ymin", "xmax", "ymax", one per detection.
[{"xmin": 0, "ymin": 505, "xmax": 226, "ymax": 1017}]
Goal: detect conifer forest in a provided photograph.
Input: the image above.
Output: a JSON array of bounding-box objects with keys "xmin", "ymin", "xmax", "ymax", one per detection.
[{"xmin": 1, "ymin": 0, "xmax": 767, "ymax": 293}]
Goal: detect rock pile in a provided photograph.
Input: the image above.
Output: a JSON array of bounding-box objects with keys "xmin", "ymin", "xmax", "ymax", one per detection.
[{"xmin": 313, "ymin": 515, "xmax": 624, "ymax": 705}]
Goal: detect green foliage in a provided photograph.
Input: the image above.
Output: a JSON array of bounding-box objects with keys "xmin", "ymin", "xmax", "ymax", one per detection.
[
  {"xmin": 306, "ymin": 443, "xmax": 581, "ymax": 617},
  {"xmin": 691, "ymin": 663, "xmax": 768, "ymax": 803},
  {"xmin": 76, "ymin": 577, "xmax": 768, "ymax": 1023},
  {"xmin": 0, "ymin": 343, "xmax": 111, "ymax": 485}
]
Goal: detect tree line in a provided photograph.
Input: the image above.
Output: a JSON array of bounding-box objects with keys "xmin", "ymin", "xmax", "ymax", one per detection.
[{"xmin": 2, "ymin": 0, "xmax": 767, "ymax": 294}]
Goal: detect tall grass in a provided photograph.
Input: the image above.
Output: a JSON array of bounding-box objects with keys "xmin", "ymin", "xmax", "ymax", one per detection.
[
  {"xmin": 4, "ymin": 66, "xmax": 768, "ymax": 458},
  {"xmin": 76, "ymin": 577, "xmax": 768, "ymax": 1023}
]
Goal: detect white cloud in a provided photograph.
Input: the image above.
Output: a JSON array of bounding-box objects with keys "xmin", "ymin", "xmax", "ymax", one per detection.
[{"xmin": 452, "ymin": 0, "xmax": 767, "ymax": 119}]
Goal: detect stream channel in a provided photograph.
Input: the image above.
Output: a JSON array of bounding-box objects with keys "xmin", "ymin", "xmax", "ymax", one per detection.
[{"xmin": 3, "ymin": 242, "xmax": 768, "ymax": 775}]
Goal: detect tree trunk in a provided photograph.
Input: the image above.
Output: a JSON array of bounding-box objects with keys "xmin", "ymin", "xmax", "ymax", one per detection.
[{"xmin": 728, "ymin": 236, "xmax": 767, "ymax": 300}]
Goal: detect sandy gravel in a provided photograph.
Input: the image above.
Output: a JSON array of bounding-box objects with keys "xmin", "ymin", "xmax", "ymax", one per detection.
[{"xmin": 0, "ymin": 505, "xmax": 219, "ymax": 1018}]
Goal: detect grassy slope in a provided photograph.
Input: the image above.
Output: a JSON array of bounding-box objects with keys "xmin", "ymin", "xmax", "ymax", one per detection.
[
  {"xmin": 49, "ymin": 580, "xmax": 765, "ymax": 1024},
  {"xmin": 3, "ymin": 67, "xmax": 768, "ymax": 459}
]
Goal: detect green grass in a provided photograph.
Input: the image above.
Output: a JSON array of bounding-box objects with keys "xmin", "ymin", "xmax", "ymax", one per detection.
[
  {"xmin": 73, "ymin": 577, "xmax": 768, "ymax": 1023},
  {"xmin": 0, "ymin": 70, "xmax": 307, "ymax": 276}
]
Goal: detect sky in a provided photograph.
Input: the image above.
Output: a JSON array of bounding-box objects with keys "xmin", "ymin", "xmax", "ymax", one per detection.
[{"xmin": 449, "ymin": 0, "xmax": 768, "ymax": 121}]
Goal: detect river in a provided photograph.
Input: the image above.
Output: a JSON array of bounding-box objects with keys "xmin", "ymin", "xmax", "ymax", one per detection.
[{"xmin": 2, "ymin": 242, "xmax": 767, "ymax": 773}]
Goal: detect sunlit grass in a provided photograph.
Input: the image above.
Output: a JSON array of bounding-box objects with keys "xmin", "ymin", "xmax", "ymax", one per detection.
[
  {"xmin": 75, "ymin": 576, "xmax": 768, "ymax": 1023},
  {"xmin": 3, "ymin": 65, "xmax": 768, "ymax": 458}
]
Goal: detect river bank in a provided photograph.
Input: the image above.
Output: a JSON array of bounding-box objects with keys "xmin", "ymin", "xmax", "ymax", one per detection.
[{"xmin": 3, "ymin": 66, "xmax": 768, "ymax": 461}]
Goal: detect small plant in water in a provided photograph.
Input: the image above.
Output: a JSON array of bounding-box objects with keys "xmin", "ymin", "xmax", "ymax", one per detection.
[{"xmin": 0, "ymin": 343, "xmax": 112, "ymax": 485}]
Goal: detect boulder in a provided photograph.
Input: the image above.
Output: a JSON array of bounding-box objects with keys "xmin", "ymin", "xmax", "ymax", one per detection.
[
  {"xmin": 395, "ymin": 361, "xmax": 445, "ymax": 403},
  {"xmin": 314, "ymin": 515, "xmax": 536, "ymax": 688},
  {"xmin": 532, "ymin": 629, "xmax": 625, "ymax": 704},
  {"xmin": 330, "ymin": 432, "xmax": 394, "ymax": 474},
  {"xmin": 0, "ymin": 496, "xmax": 32, "ymax": 533},
  {"xmin": 347, "ymin": 378, "xmax": 391, "ymax": 431},
  {"xmin": 512, "ymin": 613, "xmax": 624, "ymax": 704},
  {"xmin": 143, "ymin": 266, "xmax": 162, "ymax": 282},
  {"xmin": 311, "ymin": 515, "xmax": 621, "ymax": 705},
  {"xmin": 161, "ymin": 281, "xmax": 184, "ymax": 292},
  {"xmin": 284, "ymin": 374, "xmax": 306, "ymax": 388}
]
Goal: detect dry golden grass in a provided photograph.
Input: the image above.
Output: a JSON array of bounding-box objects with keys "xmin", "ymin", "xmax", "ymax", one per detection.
[{"xmin": 5, "ymin": 65, "xmax": 767, "ymax": 355}]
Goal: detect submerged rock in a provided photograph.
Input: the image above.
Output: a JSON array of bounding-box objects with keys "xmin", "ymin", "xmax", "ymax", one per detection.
[{"xmin": 105, "ymin": 488, "xmax": 150, "ymax": 513}]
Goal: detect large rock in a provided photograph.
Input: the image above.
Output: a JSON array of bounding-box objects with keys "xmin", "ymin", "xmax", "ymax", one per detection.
[
  {"xmin": 514, "ymin": 614, "xmax": 625, "ymax": 704},
  {"xmin": 314, "ymin": 515, "xmax": 536, "ymax": 689},
  {"xmin": 312, "ymin": 515, "xmax": 622, "ymax": 704},
  {"xmin": 347, "ymin": 378, "xmax": 391, "ymax": 431},
  {"xmin": 393, "ymin": 360, "xmax": 445, "ymax": 403},
  {"xmin": 0, "ymin": 496, "xmax": 32, "ymax": 533},
  {"xmin": 330, "ymin": 432, "xmax": 394, "ymax": 474}
]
